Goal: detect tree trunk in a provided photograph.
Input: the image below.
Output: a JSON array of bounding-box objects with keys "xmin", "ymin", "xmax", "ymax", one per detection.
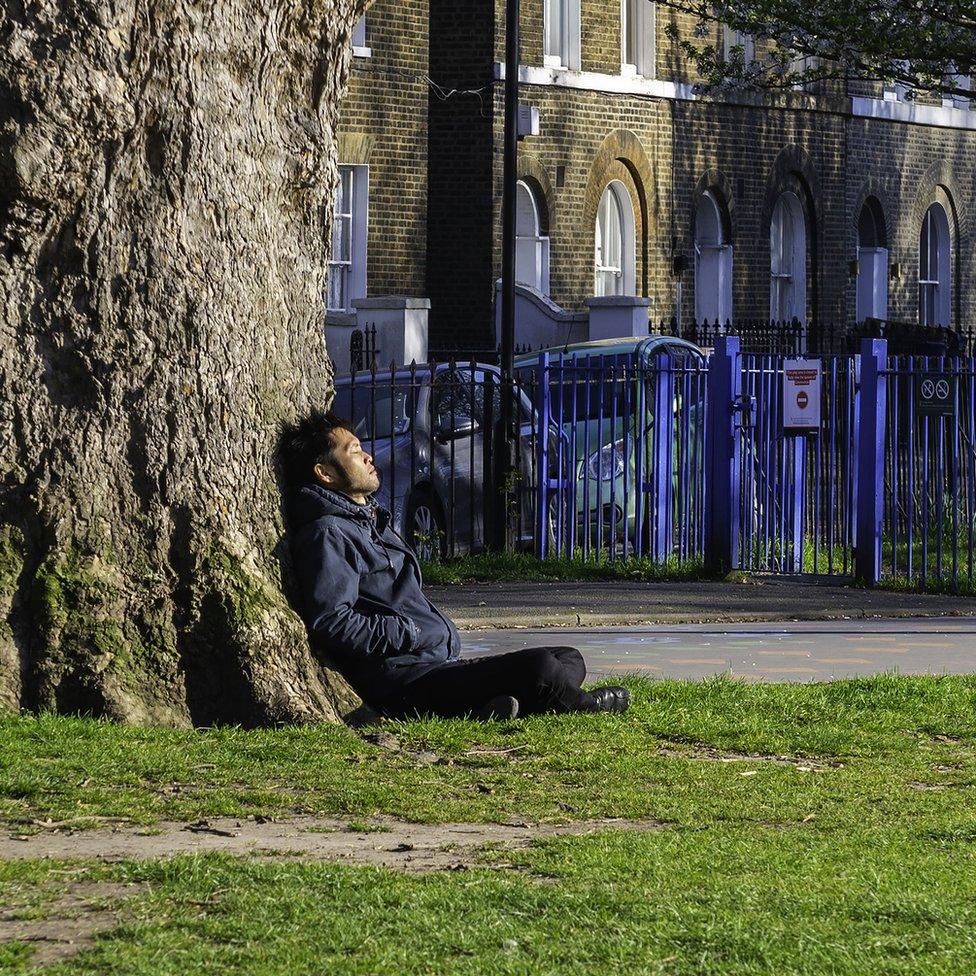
[{"xmin": 0, "ymin": 0, "xmax": 369, "ymax": 726}]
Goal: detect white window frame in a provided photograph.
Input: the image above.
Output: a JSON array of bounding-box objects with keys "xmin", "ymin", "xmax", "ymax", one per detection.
[
  {"xmin": 351, "ymin": 14, "xmax": 370, "ymax": 58},
  {"xmin": 855, "ymin": 199, "xmax": 888, "ymax": 323},
  {"xmin": 544, "ymin": 0, "xmax": 581, "ymax": 71},
  {"xmin": 943, "ymin": 70, "xmax": 971, "ymax": 110},
  {"xmin": 791, "ymin": 53, "xmax": 822, "ymax": 92},
  {"xmin": 515, "ymin": 181, "xmax": 551, "ymax": 295},
  {"xmin": 327, "ymin": 165, "xmax": 369, "ymax": 314},
  {"xmin": 919, "ymin": 203, "xmax": 951, "ymax": 327},
  {"xmin": 769, "ymin": 192, "xmax": 806, "ymax": 322},
  {"xmin": 884, "ymin": 60, "xmax": 911, "ymax": 101},
  {"xmin": 621, "ymin": 0, "xmax": 656, "ymax": 79},
  {"xmin": 594, "ymin": 181, "xmax": 636, "ymax": 297},
  {"xmin": 694, "ymin": 191, "xmax": 733, "ymax": 325},
  {"xmin": 722, "ymin": 25, "xmax": 755, "ymax": 65}
]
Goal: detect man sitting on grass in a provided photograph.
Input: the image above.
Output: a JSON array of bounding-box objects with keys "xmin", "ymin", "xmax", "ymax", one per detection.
[{"xmin": 276, "ymin": 409, "xmax": 630, "ymax": 720}]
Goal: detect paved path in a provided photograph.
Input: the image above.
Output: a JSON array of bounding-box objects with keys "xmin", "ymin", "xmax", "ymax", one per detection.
[
  {"xmin": 463, "ymin": 617, "xmax": 976, "ymax": 682},
  {"xmin": 430, "ymin": 576, "xmax": 976, "ymax": 630}
]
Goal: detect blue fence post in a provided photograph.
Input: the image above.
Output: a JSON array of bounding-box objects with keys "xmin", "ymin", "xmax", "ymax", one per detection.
[
  {"xmin": 855, "ymin": 338, "xmax": 887, "ymax": 584},
  {"xmin": 705, "ymin": 335, "xmax": 741, "ymax": 574},
  {"xmin": 535, "ymin": 350, "xmax": 551, "ymax": 559},
  {"xmin": 652, "ymin": 353, "xmax": 675, "ymax": 562},
  {"xmin": 789, "ymin": 437, "xmax": 806, "ymax": 573}
]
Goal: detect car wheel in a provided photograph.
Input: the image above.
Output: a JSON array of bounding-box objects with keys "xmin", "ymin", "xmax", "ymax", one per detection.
[
  {"xmin": 405, "ymin": 490, "xmax": 447, "ymax": 563},
  {"xmin": 545, "ymin": 494, "xmax": 562, "ymax": 557}
]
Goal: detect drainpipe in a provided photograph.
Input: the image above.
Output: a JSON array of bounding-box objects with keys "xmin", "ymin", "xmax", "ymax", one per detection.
[{"xmin": 494, "ymin": 0, "xmax": 520, "ymax": 552}]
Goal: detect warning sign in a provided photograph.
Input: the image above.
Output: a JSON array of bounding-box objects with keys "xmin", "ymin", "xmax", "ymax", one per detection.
[
  {"xmin": 783, "ymin": 358, "xmax": 821, "ymax": 432},
  {"xmin": 916, "ymin": 372, "xmax": 956, "ymax": 417}
]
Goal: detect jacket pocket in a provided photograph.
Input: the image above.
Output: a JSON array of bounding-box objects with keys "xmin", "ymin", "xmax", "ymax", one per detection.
[{"xmin": 391, "ymin": 612, "xmax": 420, "ymax": 653}]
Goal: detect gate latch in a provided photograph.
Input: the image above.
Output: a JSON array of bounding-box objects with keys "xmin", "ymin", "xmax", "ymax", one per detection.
[{"xmin": 732, "ymin": 394, "xmax": 757, "ymax": 429}]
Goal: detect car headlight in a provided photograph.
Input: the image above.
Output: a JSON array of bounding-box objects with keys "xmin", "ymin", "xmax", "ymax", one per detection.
[{"xmin": 587, "ymin": 439, "xmax": 626, "ymax": 482}]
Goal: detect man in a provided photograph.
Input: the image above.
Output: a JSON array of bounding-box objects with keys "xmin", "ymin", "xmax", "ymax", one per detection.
[{"xmin": 277, "ymin": 408, "xmax": 630, "ymax": 720}]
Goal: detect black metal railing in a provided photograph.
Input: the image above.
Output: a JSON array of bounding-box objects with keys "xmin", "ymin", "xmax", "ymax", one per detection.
[
  {"xmin": 331, "ymin": 358, "xmax": 544, "ymax": 561},
  {"xmin": 494, "ymin": 319, "xmax": 976, "ymax": 358}
]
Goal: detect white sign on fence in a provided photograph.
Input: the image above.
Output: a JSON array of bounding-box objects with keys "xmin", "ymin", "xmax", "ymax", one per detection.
[{"xmin": 783, "ymin": 358, "xmax": 822, "ymax": 432}]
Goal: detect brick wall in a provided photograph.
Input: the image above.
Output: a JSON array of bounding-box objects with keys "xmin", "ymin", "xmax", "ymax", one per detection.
[
  {"xmin": 422, "ymin": 0, "xmax": 976, "ymax": 349},
  {"xmin": 338, "ymin": 0, "xmax": 430, "ymax": 299},
  {"xmin": 845, "ymin": 118, "xmax": 976, "ymax": 329}
]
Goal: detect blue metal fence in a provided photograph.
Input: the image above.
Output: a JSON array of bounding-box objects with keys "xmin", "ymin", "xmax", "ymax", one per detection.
[
  {"xmin": 881, "ymin": 353, "xmax": 976, "ymax": 591},
  {"xmin": 531, "ymin": 349, "xmax": 708, "ymax": 564},
  {"xmin": 733, "ymin": 354, "xmax": 858, "ymax": 575},
  {"xmin": 333, "ymin": 337, "xmax": 976, "ymax": 590}
]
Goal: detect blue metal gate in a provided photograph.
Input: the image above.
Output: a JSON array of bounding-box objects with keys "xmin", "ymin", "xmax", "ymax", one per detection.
[
  {"xmin": 882, "ymin": 355, "xmax": 976, "ymax": 590},
  {"xmin": 735, "ymin": 354, "xmax": 858, "ymax": 574},
  {"xmin": 531, "ymin": 348, "xmax": 708, "ymax": 565},
  {"xmin": 703, "ymin": 337, "xmax": 861, "ymax": 577}
]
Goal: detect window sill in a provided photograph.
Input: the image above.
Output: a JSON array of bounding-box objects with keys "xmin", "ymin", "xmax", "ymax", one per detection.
[
  {"xmin": 497, "ymin": 61, "xmax": 690, "ymax": 100},
  {"xmin": 853, "ymin": 95, "xmax": 976, "ymax": 129}
]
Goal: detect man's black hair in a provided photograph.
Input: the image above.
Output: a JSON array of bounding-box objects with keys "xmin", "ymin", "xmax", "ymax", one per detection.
[{"xmin": 275, "ymin": 408, "xmax": 353, "ymax": 491}]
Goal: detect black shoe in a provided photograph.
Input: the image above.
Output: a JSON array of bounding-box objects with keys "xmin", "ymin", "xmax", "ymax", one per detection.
[
  {"xmin": 581, "ymin": 686, "xmax": 630, "ymax": 713},
  {"xmin": 475, "ymin": 695, "xmax": 520, "ymax": 720}
]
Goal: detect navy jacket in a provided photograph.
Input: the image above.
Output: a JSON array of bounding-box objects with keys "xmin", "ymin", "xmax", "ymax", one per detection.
[{"xmin": 287, "ymin": 483, "xmax": 461, "ymax": 704}]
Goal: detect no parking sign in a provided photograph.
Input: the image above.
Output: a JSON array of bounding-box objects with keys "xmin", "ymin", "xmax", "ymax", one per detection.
[{"xmin": 783, "ymin": 359, "xmax": 821, "ymax": 432}]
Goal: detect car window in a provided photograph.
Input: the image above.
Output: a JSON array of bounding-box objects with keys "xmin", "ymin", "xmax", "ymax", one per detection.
[
  {"xmin": 662, "ymin": 342, "xmax": 706, "ymax": 365},
  {"xmin": 332, "ymin": 383, "xmax": 413, "ymax": 440},
  {"xmin": 431, "ymin": 369, "xmax": 506, "ymax": 432},
  {"xmin": 545, "ymin": 356, "xmax": 638, "ymax": 422}
]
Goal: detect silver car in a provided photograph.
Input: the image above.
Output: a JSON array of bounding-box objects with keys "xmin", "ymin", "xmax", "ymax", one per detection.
[{"xmin": 332, "ymin": 363, "xmax": 543, "ymax": 559}]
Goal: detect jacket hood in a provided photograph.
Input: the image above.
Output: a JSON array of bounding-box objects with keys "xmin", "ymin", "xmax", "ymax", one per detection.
[{"xmin": 289, "ymin": 483, "xmax": 390, "ymax": 532}]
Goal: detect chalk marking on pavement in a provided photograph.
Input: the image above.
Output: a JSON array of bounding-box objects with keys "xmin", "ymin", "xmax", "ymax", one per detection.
[
  {"xmin": 669, "ymin": 658, "xmax": 729, "ymax": 666},
  {"xmin": 746, "ymin": 667, "xmax": 820, "ymax": 674},
  {"xmin": 811, "ymin": 657, "xmax": 876, "ymax": 665},
  {"xmin": 755, "ymin": 650, "xmax": 815, "ymax": 657}
]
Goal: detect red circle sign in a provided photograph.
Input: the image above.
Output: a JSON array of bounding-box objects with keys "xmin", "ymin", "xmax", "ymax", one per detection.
[{"xmin": 796, "ymin": 391, "xmax": 809, "ymax": 409}]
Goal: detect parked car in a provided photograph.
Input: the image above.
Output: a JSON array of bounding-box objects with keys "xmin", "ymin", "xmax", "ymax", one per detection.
[
  {"xmin": 332, "ymin": 363, "xmax": 547, "ymax": 560},
  {"xmin": 513, "ymin": 335, "xmax": 707, "ymax": 556}
]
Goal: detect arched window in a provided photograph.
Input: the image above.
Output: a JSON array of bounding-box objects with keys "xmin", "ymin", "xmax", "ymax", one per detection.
[
  {"xmin": 594, "ymin": 182, "xmax": 636, "ymax": 297},
  {"xmin": 694, "ymin": 191, "xmax": 733, "ymax": 325},
  {"xmin": 856, "ymin": 197, "xmax": 888, "ymax": 323},
  {"xmin": 769, "ymin": 192, "xmax": 806, "ymax": 322},
  {"xmin": 919, "ymin": 203, "xmax": 951, "ymax": 326},
  {"xmin": 515, "ymin": 181, "xmax": 551, "ymax": 295}
]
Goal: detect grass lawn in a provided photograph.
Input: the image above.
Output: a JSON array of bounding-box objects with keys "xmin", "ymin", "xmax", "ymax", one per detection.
[
  {"xmin": 2, "ymin": 675, "xmax": 976, "ymax": 974},
  {"xmin": 420, "ymin": 551, "xmax": 710, "ymax": 584}
]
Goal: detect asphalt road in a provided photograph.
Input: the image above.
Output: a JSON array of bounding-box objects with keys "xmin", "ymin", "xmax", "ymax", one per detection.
[
  {"xmin": 430, "ymin": 577, "xmax": 976, "ymax": 629},
  {"xmin": 462, "ymin": 617, "xmax": 976, "ymax": 682}
]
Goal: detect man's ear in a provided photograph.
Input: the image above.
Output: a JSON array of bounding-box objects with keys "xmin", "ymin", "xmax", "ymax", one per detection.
[{"xmin": 313, "ymin": 462, "xmax": 334, "ymax": 485}]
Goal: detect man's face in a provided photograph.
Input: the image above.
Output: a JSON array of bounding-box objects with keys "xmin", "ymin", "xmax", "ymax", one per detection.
[{"xmin": 313, "ymin": 427, "xmax": 380, "ymax": 500}]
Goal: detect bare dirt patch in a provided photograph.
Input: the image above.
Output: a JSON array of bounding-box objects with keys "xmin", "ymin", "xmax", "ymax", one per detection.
[
  {"xmin": 0, "ymin": 882, "xmax": 146, "ymax": 967},
  {"xmin": 654, "ymin": 744, "xmax": 843, "ymax": 771},
  {"xmin": 0, "ymin": 815, "xmax": 661, "ymax": 873}
]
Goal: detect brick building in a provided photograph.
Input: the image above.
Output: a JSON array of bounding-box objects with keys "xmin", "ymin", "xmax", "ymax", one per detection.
[
  {"xmin": 331, "ymin": 0, "xmax": 976, "ymax": 358},
  {"xmin": 325, "ymin": 0, "xmax": 431, "ymax": 371}
]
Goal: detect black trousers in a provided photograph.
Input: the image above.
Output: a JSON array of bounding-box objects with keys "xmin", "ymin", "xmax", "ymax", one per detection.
[{"xmin": 385, "ymin": 646, "xmax": 589, "ymax": 718}]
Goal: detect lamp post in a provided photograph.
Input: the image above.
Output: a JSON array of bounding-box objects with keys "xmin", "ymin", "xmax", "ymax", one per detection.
[{"xmin": 493, "ymin": 0, "xmax": 520, "ymax": 552}]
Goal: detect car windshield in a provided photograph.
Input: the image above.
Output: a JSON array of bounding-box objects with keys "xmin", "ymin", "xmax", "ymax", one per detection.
[
  {"xmin": 540, "ymin": 359, "xmax": 641, "ymax": 423},
  {"xmin": 332, "ymin": 383, "xmax": 413, "ymax": 440},
  {"xmin": 432, "ymin": 369, "xmax": 535, "ymax": 431}
]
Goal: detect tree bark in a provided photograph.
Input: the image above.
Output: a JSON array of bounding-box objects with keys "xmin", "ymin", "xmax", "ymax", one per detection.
[{"xmin": 0, "ymin": 0, "xmax": 369, "ymax": 725}]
